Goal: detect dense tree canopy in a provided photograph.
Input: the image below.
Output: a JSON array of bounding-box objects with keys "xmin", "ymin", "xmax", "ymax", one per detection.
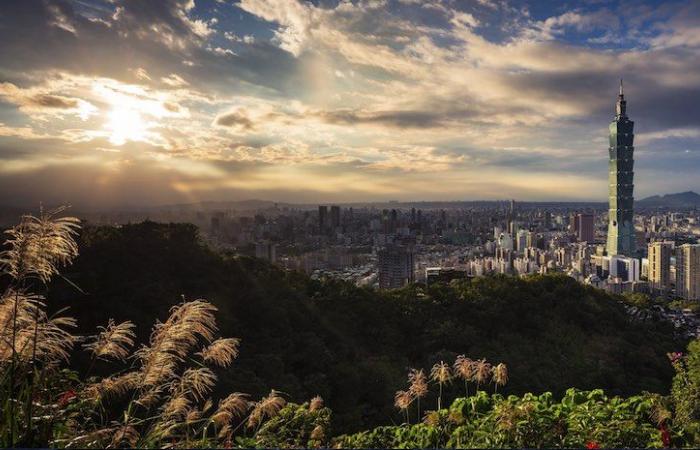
[{"xmin": 48, "ymin": 222, "xmax": 683, "ymax": 433}]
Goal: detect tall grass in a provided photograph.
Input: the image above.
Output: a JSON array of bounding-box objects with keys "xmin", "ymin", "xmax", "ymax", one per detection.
[
  {"xmin": 0, "ymin": 208, "xmax": 324, "ymax": 448},
  {"xmin": 394, "ymin": 357, "xmax": 508, "ymax": 425},
  {"xmin": 0, "ymin": 207, "xmax": 79, "ymax": 446}
]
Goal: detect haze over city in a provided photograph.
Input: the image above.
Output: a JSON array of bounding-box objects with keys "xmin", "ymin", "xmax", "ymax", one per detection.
[{"xmin": 1, "ymin": 0, "xmax": 699, "ymax": 208}]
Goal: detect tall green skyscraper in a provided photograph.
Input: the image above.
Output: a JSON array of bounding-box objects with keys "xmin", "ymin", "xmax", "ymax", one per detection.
[{"xmin": 606, "ymin": 80, "xmax": 636, "ymax": 256}]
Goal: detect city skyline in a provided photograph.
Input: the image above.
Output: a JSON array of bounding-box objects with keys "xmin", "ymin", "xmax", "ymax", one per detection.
[{"xmin": 1, "ymin": 0, "xmax": 700, "ymax": 208}]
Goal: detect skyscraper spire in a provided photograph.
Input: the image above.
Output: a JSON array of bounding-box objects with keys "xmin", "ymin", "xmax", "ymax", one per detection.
[
  {"xmin": 616, "ymin": 79, "xmax": 627, "ymax": 118},
  {"xmin": 607, "ymin": 79, "xmax": 635, "ymax": 256}
]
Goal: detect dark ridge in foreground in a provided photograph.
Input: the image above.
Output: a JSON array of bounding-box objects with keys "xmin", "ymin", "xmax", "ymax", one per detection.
[{"xmin": 49, "ymin": 221, "xmax": 683, "ymax": 433}]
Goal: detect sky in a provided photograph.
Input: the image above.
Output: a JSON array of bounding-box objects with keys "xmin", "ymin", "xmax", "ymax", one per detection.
[{"xmin": 1, "ymin": 0, "xmax": 699, "ymax": 208}]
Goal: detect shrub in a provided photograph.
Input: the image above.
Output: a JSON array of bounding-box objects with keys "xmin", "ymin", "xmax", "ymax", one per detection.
[{"xmin": 334, "ymin": 390, "xmax": 669, "ymax": 448}]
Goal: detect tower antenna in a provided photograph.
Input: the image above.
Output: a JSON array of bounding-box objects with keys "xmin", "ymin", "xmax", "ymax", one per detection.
[{"xmin": 619, "ymin": 78, "xmax": 624, "ymax": 96}]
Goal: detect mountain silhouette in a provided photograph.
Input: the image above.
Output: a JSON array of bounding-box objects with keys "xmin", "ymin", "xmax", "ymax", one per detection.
[{"xmin": 638, "ymin": 191, "xmax": 700, "ymax": 207}]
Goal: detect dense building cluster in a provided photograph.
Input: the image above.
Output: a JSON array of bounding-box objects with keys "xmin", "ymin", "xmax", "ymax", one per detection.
[{"xmin": 75, "ymin": 199, "xmax": 700, "ymax": 306}]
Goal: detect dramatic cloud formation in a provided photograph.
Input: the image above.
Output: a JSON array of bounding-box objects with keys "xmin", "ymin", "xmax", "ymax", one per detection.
[{"xmin": 0, "ymin": 0, "xmax": 699, "ymax": 207}]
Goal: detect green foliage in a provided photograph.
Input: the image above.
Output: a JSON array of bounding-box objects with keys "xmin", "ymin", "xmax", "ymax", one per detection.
[
  {"xmin": 48, "ymin": 222, "xmax": 683, "ymax": 433},
  {"xmin": 6, "ymin": 217, "xmax": 700, "ymax": 447},
  {"xmin": 334, "ymin": 389, "xmax": 669, "ymax": 448},
  {"xmin": 11, "ymin": 214, "xmax": 700, "ymax": 448},
  {"xmin": 622, "ymin": 292, "xmax": 652, "ymax": 308},
  {"xmin": 338, "ymin": 424, "xmax": 443, "ymax": 449},
  {"xmin": 669, "ymin": 300, "xmax": 700, "ymax": 313},
  {"xmin": 255, "ymin": 401, "xmax": 331, "ymax": 448},
  {"xmin": 671, "ymin": 341, "xmax": 700, "ymax": 444}
]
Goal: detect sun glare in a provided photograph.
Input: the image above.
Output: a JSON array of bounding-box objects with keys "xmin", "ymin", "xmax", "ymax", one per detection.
[
  {"xmin": 107, "ymin": 106, "xmax": 147, "ymax": 146},
  {"xmin": 93, "ymin": 80, "xmax": 176, "ymax": 146}
]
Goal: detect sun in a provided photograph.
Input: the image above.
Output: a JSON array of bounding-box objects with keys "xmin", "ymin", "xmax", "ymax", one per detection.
[
  {"xmin": 106, "ymin": 106, "xmax": 147, "ymax": 146},
  {"xmin": 92, "ymin": 79, "xmax": 186, "ymax": 148}
]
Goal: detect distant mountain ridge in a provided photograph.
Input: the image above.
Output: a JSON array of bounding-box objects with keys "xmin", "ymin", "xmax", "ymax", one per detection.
[{"xmin": 638, "ymin": 191, "xmax": 700, "ymax": 208}]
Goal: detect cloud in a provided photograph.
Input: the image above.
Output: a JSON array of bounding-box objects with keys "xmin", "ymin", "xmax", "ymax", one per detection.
[
  {"xmin": 161, "ymin": 73, "xmax": 189, "ymax": 87},
  {"xmin": 0, "ymin": 123, "xmax": 50, "ymax": 140},
  {"xmin": 648, "ymin": 2, "xmax": 700, "ymax": 49},
  {"xmin": 0, "ymin": 0, "xmax": 304, "ymax": 98},
  {"xmin": 315, "ymin": 109, "xmax": 445, "ymax": 128},
  {"xmin": 529, "ymin": 9, "xmax": 620, "ymax": 40},
  {"xmin": 214, "ymin": 109, "xmax": 256, "ymax": 131},
  {"xmin": 637, "ymin": 127, "xmax": 700, "ymax": 144},
  {"xmin": 1, "ymin": 0, "xmax": 700, "ymax": 206},
  {"xmin": 237, "ymin": 0, "xmax": 313, "ymax": 56},
  {"xmin": 24, "ymin": 93, "xmax": 77, "ymax": 109},
  {"xmin": 225, "ymin": 32, "xmax": 256, "ymax": 44},
  {"xmin": 0, "ymin": 82, "xmax": 97, "ymax": 119},
  {"xmin": 451, "ymin": 12, "xmax": 480, "ymax": 28}
]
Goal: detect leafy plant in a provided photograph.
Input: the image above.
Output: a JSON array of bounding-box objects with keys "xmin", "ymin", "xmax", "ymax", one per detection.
[
  {"xmin": 334, "ymin": 390, "xmax": 670, "ymax": 449},
  {"xmin": 670, "ymin": 342, "xmax": 700, "ymax": 445},
  {"xmin": 254, "ymin": 398, "xmax": 331, "ymax": 448}
]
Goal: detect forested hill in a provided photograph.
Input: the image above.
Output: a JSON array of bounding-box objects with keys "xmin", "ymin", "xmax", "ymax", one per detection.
[{"xmin": 49, "ymin": 222, "xmax": 683, "ymax": 434}]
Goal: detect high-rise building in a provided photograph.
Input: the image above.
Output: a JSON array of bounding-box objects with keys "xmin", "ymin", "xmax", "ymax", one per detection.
[
  {"xmin": 318, "ymin": 205, "xmax": 328, "ymax": 233},
  {"xmin": 606, "ymin": 80, "xmax": 636, "ymax": 256},
  {"xmin": 509, "ymin": 220, "xmax": 520, "ymax": 235},
  {"xmin": 556, "ymin": 248, "xmax": 571, "ymax": 268},
  {"xmin": 648, "ymin": 241, "xmax": 673, "ymax": 293},
  {"xmin": 608, "ymin": 255, "xmax": 640, "ymax": 282},
  {"xmin": 577, "ymin": 213, "xmax": 595, "ymax": 243},
  {"xmin": 330, "ymin": 205, "xmax": 341, "ymax": 229},
  {"xmin": 255, "ymin": 242, "xmax": 277, "ymax": 263},
  {"xmin": 526, "ymin": 231, "xmax": 536, "ymax": 249},
  {"xmin": 508, "ymin": 199, "xmax": 516, "ymax": 225},
  {"xmin": 570, "ymin": 213, "xmax": 579, "ymax": 234},
  {"xmin": 676, "ymin": 244, "xmax": 700, "ymax": 301},
  {"xmin": 498, "ymin": 232, "xmax": 513, "ymax": 251},
  {"xmin": 210, "ymin": 216, "xmax": 221, "ymax": 231},
  {"xmin": 516, "ymin": 229, "xmax": 528, "ymax": 253},
  {"xmin": 377, "ymin": 244, "xmax": 415, "ymax": 289}
]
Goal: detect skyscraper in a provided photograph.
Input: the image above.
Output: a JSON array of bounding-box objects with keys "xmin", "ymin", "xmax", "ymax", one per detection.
[
  {"xmin": 330, "ymin": 205, "xmax": 341, "ymax": 229},
  {"xmin": 570, "ymin": 213, "xmax": 579, "ymax": 234},
  {"xmin": 318, "ymin": 205, "xmax": 328, "ymax": 234},
  {"xmin": 516, "ymin": 229, "xmax": 528, "ymax": 253},
  {"xmin": 577, "ymin": 213, "xmax": 595, "ymax": 243},
  {"xmin": 606, "ymin": 80, "xmax": 636, "ymax": 256},
  {"xmin": 648, "ymin": 241, "xmax": 673, "ymax": 293},
  {"xmin": 255, "ymin": 241, "xmax": 277, "ymax": 263},
  {"xmin": 676, "ymin": 244, "xmax": 700, "ymax": 301},
  {"xmin": 608, "ymin": 255, "xmax": 640, "ymax": 282},
  {"xmin": 377, "ymin": 244, "xmax": 415, "ymax": 289}
]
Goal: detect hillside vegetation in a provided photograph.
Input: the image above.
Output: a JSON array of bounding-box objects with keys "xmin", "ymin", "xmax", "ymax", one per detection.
[
  {"xmin": 47, "ymin": 221, "xmax": 681, "ymax": 433},
  {"xmin": 5, "ymin": 214, "xmax": 700, "ymax": 447}
]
